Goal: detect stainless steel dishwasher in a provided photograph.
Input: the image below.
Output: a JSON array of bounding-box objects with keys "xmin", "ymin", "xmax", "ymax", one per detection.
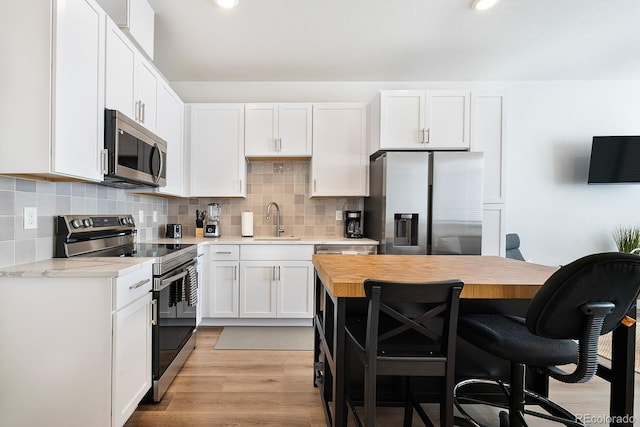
[{"xmin": 314, "ymin": 244, "xmax": 377, "ymax": 255}]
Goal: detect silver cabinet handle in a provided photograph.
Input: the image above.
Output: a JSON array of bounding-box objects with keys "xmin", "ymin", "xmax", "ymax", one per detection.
[
  {"xmin": 129, "ymin": 278, "xmax": 150, "ymax": 290},
  {"xmin": 141, "ymin": 102, "xmax": 146, "ymax": 123},
  {"xmin": 135, "ymin": 101, "xmax": 139, "ymax": 122},
  {"xmin": 272, "ymin": 266, "xmax": 276, "ymax": 281},
  {"xmin": 150, "ymin": 298, "xmax": 157, "ymax": 326},
  {"xmin": 277, "ymin": 265, "xmax": 281, "ymax": 281},
  {"xmin": 425, "ymin": 128, "xmax": 430, "ymax": 143},
  {"xmin": 216, "ymin": 251, "xmax": 232, "ymax": 254},
  {"xmin": 101, "ymin": 149, "xmax": 108, "ymax": 174},
  {"xmin": 234, "ymin": 265, "xmax": 237, "ymax": 281}
]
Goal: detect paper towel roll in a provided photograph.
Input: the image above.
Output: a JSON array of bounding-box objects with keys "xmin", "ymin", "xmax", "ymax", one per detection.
[{"xmin": 241, "ymin": 211, "xmax": 254, "ymax": 237}]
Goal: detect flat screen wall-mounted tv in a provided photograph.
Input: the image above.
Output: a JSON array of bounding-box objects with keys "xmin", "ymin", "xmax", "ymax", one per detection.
[{"xmin": 588, "ymin": 136, "xmax": 640, "ymax": 184}]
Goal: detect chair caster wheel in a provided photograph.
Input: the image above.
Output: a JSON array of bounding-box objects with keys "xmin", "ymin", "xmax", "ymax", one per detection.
[{"xmin": 499, "ymin": 411, "xmax": 509, "ymax": 427}]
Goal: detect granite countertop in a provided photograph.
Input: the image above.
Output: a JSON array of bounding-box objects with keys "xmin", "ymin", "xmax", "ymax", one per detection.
[
  {"xmin": 0, "ymin": 257, "xmax": 155, "ymax": 278},
  {"xmin": 0, "ymin": 236, "xmax": 379, "ymax": 278},
  {"xmin": 151, "ymin": 235, "xmax": 379, "ymax": 245}
]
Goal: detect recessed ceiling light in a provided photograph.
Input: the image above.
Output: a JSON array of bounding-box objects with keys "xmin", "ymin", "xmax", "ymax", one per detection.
[
  {"xmin": 471, "ymin": 0, "xmax": 500, "ymax": 10},
  {"xmin": 215, "ymin": 0, "xmax": 238, "ymax": 9}
]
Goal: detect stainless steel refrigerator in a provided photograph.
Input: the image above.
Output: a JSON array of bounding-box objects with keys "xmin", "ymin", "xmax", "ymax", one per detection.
[{"xmin": 364, "ymin": 151, "xmax": 484, "ymax": 255}]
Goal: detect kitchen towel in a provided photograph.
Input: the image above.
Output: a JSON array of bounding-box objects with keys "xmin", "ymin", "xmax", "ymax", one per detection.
[{"xmin": 241, "ymin": 211, "xmax": 254, "ymax": 237}]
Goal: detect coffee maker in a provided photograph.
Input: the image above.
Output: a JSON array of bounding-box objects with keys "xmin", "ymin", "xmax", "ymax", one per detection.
[
  {"xmin": 204, "ymin": 202, "xmax": 221, "ymax": 237},
  {"xmin": 344, "ymin": 210, "xmax": 363, "ymax": 238}
]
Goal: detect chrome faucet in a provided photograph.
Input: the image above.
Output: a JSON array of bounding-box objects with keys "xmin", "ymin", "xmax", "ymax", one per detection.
[{"xmin": 266, "ymin": 202, "xmax": 284, "ymax": 237}]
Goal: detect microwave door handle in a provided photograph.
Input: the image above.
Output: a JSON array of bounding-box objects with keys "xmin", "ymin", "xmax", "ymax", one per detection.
[{"xmin": 152, "ymin": 143, "xmax": 163, "ymax": 184}]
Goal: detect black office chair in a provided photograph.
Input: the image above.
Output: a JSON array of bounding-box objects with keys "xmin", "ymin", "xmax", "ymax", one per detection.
[
  {"xmin": 505, "ymin": 233, "xmax": 525, "ymax": 261},
  {"xmin": 344, "ymin": 279, "xmax": 464, "ymax": 427},
  {"xmin": 454, "ymin": 252, "xmax": 640, "ymax": 427}
]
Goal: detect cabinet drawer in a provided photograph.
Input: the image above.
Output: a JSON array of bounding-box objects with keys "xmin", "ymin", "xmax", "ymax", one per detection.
[
  {"xmin": 208, "ymin": 245, "xmax": 240, "ymax": 261},
  {"xmin": 241, "ymin": 244, "xmax": 313, "ymax": 261},
  {"xmin": 113, "ymin": 267, "xmax": 153, "ymax": 311}
]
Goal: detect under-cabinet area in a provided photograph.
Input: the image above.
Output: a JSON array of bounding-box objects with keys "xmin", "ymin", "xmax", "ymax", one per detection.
[{"xmin": 201, "ymin": 244, "xmax": 315, "ymax": 325}]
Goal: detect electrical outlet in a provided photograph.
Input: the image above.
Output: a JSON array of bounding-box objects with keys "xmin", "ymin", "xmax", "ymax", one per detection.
[
  {"xmin": 153, "ymin": 211, "xmax": 158, "ymax": 223},
  {"xmin": 24, "ymin": 207, "xmax": 37, "ymax": 230},
  {"xmin": 138, "ymin": 210, "xmax": 144, "ymax": 224},
  {"xmin": 336, "ymin": 210, "xmax": 343, "ymax": 221}
]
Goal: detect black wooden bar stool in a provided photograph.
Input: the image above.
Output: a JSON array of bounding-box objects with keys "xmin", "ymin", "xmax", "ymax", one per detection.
[{"xmin": 344, "ymin": 278, "xmax": 464, "ymax": 427}]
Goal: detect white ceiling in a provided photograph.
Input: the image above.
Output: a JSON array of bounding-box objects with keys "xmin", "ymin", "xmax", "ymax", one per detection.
[{"xmin": 146, "ymin": 0, "xmax": 640, "ymax": 82}]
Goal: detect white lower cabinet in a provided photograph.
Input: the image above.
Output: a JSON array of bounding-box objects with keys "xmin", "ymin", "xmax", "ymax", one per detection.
[
  {"xmin": 0, "ymin": 263, "xmax": 153, "ymax": 427},
  {"xmin": 203, "ymin": 245, "xmax": 240, "ymax": 318},
  {"xmin": 112, "ymin": 291, "xmax": 152, "ymax": 427},
  {"xmin": 202, "ymin": 244, "xmax": 314, "ymax": 322}
]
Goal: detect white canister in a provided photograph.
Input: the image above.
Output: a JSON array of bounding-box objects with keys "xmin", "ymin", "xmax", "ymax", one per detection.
[{"xmin": 241, "ymin": 211, "xmax": 254, "ymax": 237}]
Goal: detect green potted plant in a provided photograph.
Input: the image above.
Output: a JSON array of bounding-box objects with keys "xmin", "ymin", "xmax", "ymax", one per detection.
[{"xmin": 612, "ymin": 225, "xmax": 640, "ymax": 253}]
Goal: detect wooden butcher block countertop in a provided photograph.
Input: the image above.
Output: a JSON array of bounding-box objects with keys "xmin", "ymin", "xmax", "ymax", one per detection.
[{"xmin": 311, "ymin": 254, "xmax": 559, "ymax": 299}]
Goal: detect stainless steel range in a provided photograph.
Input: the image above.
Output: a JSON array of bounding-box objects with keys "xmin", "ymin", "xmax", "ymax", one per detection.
[{"xmin": 55, "ymin": 214, "xmax": 198, "ymax": 403}]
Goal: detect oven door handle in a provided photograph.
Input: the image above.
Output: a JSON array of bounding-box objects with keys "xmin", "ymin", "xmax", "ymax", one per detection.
[
  {"xmin": 156, "ymin": 269, "xmax": 189, "ymax": 292},
  {"xmin": 150, "ymin": 298, "xmax": 158, "ymax": 326}
]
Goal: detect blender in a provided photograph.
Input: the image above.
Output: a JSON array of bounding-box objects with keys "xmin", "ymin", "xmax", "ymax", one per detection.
[{"xmin": 204, "ymin": 203, "xmax": 221, "ymax": 237}]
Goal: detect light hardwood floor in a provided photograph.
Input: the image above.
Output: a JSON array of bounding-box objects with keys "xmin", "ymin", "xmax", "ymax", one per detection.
[{"xmin": 125, "ymin": 327, "xmax": 639, "ymax": 427}]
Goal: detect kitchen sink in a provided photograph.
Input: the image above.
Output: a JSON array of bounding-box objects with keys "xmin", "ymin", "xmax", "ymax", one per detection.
[{"xmin": 253, "ymin": 236, "xmax": 301, "ymax": 241}]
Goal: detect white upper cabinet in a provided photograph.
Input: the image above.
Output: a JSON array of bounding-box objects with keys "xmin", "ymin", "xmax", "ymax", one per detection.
[
  {"xmin": 470, "ymin": 92, "xmax": 506, "ymax": 204},
  {"xmin": 105, "ymin": 18, "xmax": 136, "ymax": 118},
  {"xmin": 372, "ymin": 90, "xmax": 470, "ymax": 154},
  {"xmin": 105, "ymin": 16, "xmax": 158, "ymax": 132},
  {"xmin": 188, "ymin": 104, "xmax": 247, "ymax": 197},
  {"xmin": 155, "ymin": 82, "xmax": 184, "ymax": 196},
  {"xmin": 96, "ymin": 0, "xmax": 155, "ymax": 58},
  {"xmin": 0, "ymin": 0, "xmax": 106, "ymax": 182},
  {"xmin": 310, "ymin": 103, "xmax": 369, "ymax": 197},
  {"xmin": 245, "ymin": 103, "xmax": 312, "ymax": 158},
  {"xmin": 135, "ymin": 56, "xmax": 158, "ymax": 132}
]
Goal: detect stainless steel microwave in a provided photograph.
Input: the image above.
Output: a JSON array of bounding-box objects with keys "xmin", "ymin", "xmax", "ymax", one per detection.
[{"xmin": 103, "ymin": 109, "xmax": 167, "ymax": 188}]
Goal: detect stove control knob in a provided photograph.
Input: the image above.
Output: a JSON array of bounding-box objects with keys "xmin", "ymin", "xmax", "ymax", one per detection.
[
  {"xmin": 127, "ymin": 217, "xmax": 134, "ymax": 225},
  {"xmin": 120, "ymin": 217, "xmax": 128, "ymax": 225},
  {"xmin": 70, "ymin": 219, "xmax": 81, "ymax": 229},
  {"xmin": 82, "ymin": 219, "xmax": 91, "ymax": 228}
]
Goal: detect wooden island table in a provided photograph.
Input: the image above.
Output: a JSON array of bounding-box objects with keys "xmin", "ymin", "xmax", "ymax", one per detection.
[{"xmin": 311, "ymin": 254, "xmax": 636, "ymax": 427}]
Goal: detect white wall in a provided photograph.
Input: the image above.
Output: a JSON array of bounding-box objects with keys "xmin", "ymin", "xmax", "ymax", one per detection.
[
  {"xmin": 172, "ymin": 80, "xmax": 640, "ymax": 266},
  {"xmin": 505, "ymin": 81, "xmax": 640, "ymax": 266}
]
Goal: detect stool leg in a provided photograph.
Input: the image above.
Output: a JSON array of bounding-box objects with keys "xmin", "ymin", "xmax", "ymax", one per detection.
[
  {"xmin": 364, "ymin": 365, "xmax": 376, "ymax": 427},
  {"xmin": 509, "ymin": 363, "xmax": 526, "ymax": 427}
]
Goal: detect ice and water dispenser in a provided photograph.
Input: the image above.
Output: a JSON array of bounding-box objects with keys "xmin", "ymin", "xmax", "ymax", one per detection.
[{"xmin": 393, "ymin": 213, "xmax": 418, "ymax": 246}]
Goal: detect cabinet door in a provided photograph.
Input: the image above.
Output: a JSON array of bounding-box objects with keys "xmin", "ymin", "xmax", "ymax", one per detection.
[
  {"xmin": 379, "ymin": 90, "xmax": 425, "ymax": 149},
  {"xmin": 112, "ymin": 293, "xmax": 152, "ymax": 427},
  {"xmin": 52, "ymin": 0, "xmax": 105, "ymax": 181},
  {"xmin": 205, "ymin": 261, "xmax": 239, "ymax": 318},
  {"xmin": 127, "ymin": 0, "xmax": 155, "ymax": 58},
  {"xmin": 471, "ymin": 92, "xmax": 505, "ymax": 203},
  {"xmin": 156, "ymin": 82, "xmax": 184, "ymax": 196},
  {"xmin": 245, "ymin": 104, "xmax": 278, "ymax": 156},
  {"xmin": 135, "ymin": 57, "xmax": 157, "ymax": 131},
  {"xmin": 277, "ymin": 261, "xmax": 314, "ymax": 318},
  {"xmin": 245, "ymin": 103, "xmax": 312, "ymax": 157},
  {"xmin": 239, "ymin": 261, "xmax": 277, "ymax": 318},
  {"xmin": 189, "ymin": 104, "xmax": 246, "ymax": 197},
  {"xmin": 424, "ymin": 90, "xmax": 470, "ymax": 149},
  {"xmin": 311, "ymin": 103, "xmax": 368, "ymax": 197},
  {"xmin": 105, "ymin": 18, "xmax": 135, "ymax": 119},
  {"xmin": 277, "ymin": 104, "xmax": 312, "ymax": 156},
  {"xmin": 482, "ymin": 204, "xmax": 506, "ymax": 256}
]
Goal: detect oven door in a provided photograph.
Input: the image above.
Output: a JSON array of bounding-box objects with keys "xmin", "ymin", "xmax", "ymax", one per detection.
[{"xmin": 152, "ymin": 260, "xmax": 197, "ymax": 382}]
